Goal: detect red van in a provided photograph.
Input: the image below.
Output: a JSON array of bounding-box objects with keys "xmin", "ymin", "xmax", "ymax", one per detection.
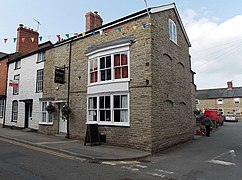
[{"xmin": 203, "ymin": 109, "xmax": 224, "ymax": 126}]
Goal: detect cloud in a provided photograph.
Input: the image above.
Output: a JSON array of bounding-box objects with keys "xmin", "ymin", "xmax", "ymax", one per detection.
[{"xmin": 181, "ymin": 10, "xmax": 242, "ymax": 89}]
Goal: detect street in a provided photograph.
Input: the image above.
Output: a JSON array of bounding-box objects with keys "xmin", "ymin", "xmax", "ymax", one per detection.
[
  {"xmin": 1, "ymin": 121, "xmax": 242, "ymax": 180},
  {"xmin": 112, "ymin": 121, "xmax": 242, "ymax": 179}
]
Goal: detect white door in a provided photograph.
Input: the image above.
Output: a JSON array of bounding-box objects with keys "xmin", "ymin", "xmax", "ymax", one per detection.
[{"xmin": 59, "ymin": 104, "xmax": 67, "ymax": 133}]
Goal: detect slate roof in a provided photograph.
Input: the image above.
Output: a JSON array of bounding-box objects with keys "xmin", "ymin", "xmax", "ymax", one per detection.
[
  {"xmin": 196, "ymin": 87, "xmax": 242, "ymax": 99},
  {"xmin": 0, "ymin": 52, "xmax": 7, "ymax": 59}
]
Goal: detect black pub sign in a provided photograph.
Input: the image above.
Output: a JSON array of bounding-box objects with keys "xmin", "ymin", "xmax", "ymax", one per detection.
[{"xmin": 54, "ymin": 68, "xmax": 65, "ymax": 84}]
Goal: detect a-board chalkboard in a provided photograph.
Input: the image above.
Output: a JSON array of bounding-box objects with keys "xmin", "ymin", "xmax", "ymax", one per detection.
[{"xmin": 84, "ymin": 123, "xmax": 100, "ymax": 146}]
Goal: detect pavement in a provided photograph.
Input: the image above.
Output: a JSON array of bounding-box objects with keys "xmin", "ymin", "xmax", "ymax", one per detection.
[{"xmin": 0, "ymin": 127, "xmax": 150, "ymax": 161}]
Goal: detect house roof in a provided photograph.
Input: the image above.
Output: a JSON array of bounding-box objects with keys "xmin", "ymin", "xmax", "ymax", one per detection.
[
  {"xmin": 8, "ymin": 41, "xmax": 53, "ymax": 63},
  {"xmin": 56, "ymin": 3, "xmax": 191, "ymax": 48},
  {"xmin": 196, "ymin": 87, "xmax": 242, "ymax": 99},
  {"xmin": 0, "ymin": 52, "xmax": 7, "ymax": 59}
]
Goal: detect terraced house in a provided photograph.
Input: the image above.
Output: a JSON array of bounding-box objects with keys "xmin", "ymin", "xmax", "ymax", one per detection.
[
  {"xmin": 196, "ymin": 81, "xmax": 242, "ymax": 117},
  {"xmin": 40, "ymin": 3, "xmax": 196, "ymax": 153},
  {"xmin": 4, "ymin": 25, "xmax": 53, "ymax": 129}
]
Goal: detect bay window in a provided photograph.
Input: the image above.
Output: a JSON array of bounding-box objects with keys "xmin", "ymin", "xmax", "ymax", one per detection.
[{"xmin": 88, "ymin": 51, "xmax": 129, "ymax": 84}]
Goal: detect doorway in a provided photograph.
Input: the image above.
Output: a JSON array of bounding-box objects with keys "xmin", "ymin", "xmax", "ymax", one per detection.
[
  {"xmin": 59, "ymin": 103, "xmax": 67, "ymax": 133},
  {"xmin": 24, "ymin": 100, "xmax": 33, "ymax": 128}
]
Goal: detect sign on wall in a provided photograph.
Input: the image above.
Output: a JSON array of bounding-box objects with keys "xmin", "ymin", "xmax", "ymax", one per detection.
[{"xmin": 54, "ymin": 68, "xmax": 65, "ymax": 84}]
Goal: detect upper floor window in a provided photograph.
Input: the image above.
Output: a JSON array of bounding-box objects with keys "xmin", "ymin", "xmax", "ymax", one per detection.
[
  {"xmin": 88, "ymin": 51, "xmax": 129, "ymax": 84},
  {"xmin": 15, "ymin": 60, "xmax": 21, "ymax": 70},
  {"xmin": 168, "ymin": 19, "xmax": 177, "ymax": 44},
  {"xmin": 36, "ymin": 69, "xmax": 44, "ymax": 92},
  {"xmin": 0, "ymin": 100, "xmax": 4, "ymax": 118},
  {"xmin": 12, "ymin": 100, "xmax": 18, "ymax": 122},
  {"xmin": 234, "ymin": 98, "xmax": 240, "ymax": 104},
  {"xmin": 100, "ymin": 55, "xmax": 111, "ymax": 81},
  {"xmin": 114, "ymin": 52, "xmax": 128, "ymax": 79},
  {"xmin": 13, "ymin": 74, "xmax": 20, "ymax": 95},
  {"xmin": 37, "ymin": 52, "xmax": 46, "ymax": 63},
  {"xmin": 90, "ymin": 59, "xmax": 98, "ymax": 83},
  {"xmin": 217, "ymin": 98, "xmax": 223, "ymax": 105}
]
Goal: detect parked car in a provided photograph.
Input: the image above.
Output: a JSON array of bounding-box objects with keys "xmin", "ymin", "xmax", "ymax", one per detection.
[{"xmin": 225, "ymin": 114, "xmax": 238, "ymax": 122}]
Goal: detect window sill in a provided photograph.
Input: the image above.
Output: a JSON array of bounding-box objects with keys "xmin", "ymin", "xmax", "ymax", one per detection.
[
  {"xmin": 39, "ymin": 122, "xmax": 53, "ymax": 126},
  {"xmin": 87, "ymin": 121, "xmax": 130, "ymax": 127}
]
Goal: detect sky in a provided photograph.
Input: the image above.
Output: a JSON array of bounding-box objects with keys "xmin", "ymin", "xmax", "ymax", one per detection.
[{"xmin": 0, "ymin": 0, "xmax": 242, "ymax": 90}]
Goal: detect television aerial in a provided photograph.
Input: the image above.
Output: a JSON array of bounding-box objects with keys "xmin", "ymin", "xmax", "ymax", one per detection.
[{"xmin": 33, "ymin": 18, "xmax": 41, "ymax": 31}]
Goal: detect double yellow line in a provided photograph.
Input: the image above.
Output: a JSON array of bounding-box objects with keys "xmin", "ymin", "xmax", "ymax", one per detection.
[{"xmin": 0, "ymin": 137, "xmax": 86, "ymax": 161}]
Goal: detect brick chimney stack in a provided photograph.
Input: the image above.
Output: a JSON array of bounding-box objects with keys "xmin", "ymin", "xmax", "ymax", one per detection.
[
  {"xmin": 16, "ymin": 24, "xmax": 39, "ymax": 55},
  {"xmin": 85, "ymin": 11, "xmax": 103, "ymax": 32},
  {"xmin": 227, "ymin": 81, "xmax": 233, "ymax": 89}
]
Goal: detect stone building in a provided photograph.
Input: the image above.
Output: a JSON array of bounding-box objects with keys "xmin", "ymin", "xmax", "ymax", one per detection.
[
  {"xmin": 196, "ymin": 81, "xmax": 242, "ymax": 117},
  {"xmin": 41, "ymin": 3, "xmax": 195, "ymax": 153}
]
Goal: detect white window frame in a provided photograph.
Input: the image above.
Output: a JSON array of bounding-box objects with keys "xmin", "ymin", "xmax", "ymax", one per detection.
[
  {"xmin": 39, "ymin": 102, "xmax": 53, "ymax": 124},
  {"xmin": 235, "ymin": 108, "xmax": 241, "ymax": 115},
  {"xmin": 217, "ymin": 98, "xmax": 223, "ymax": 105},
  {"xmin": 13, "ymin": 74, "xmax": 20, "ymax": 95},
  {"xmin": 37, "ymin": 52, "xmax": 46, "ymax": 63},
  {"xmin": 0, "ymin": 100, "xmax": 4, "ymax": 118},
  {"xmin": 87, "ymin": 93, "xmax": 130, "ymax": 126},
  {"xmin": 36, "ymin": 69, "xmax": 44, "ymax": 92},
  {"xmin": 87, "ymin": 45, "xmax": 130, "ymax": 86},
  {"xmin": 14, "ymin": 60, "xmax": 21, "ymax": 70},
  {"xmin": 234, "ymin": 98, "xmax": 240, "ymax": 104},
  {"xmin": 12, "ymin": 100, "xmax": 18, "ymax": 122},
  {"xmin": 168, "ymin": 19, "xmax": 177, "ymax": 44}
]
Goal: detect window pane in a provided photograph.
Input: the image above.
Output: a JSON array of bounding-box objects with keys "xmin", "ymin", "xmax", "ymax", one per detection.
[
  {"xmin": 93, "ymin": 97, "xmax": 97, "ymax": 108},
  {"xmin": 93, "ymin": 60, "xmax": 98, "ymax": 71},
  {"xmin": 114, "ymin": 54, "xmax": 120, "ymax": 66},
  {"xmin": 115, "ymin": 68, "xmax": 121, "ymax": 79},
  {"xmin": 107, "ymin": 69, "xmax": 111, "ymax": 80},
  {"xmin": 105, "ymin": 96, "xmax": 110, "ymax": 108},
  {"xmin": 122, "ymin": 67, "xmax": 128, "ymax": 78},
  {"xmin": 100, "ymin": 58, "xmax": 105, "ymax": 69},
  {"xmin": 114, "ymin": 96, "xmax": 120, "ymax": 108},
  {"xmin": 100, "ymin": 110, "xmax": 105, "ymax": 121},
  {"xmin": 120, "ymin": 110, "xmax": 128, "ymax": 122},
  {"xmin": 106, "ymin": 110, "xmax": 111, "ymax": 121},
  {"xmin": 121, "ymin": 53, "xmax": 127, "ymax": 65},
  {"xmin": 121, "ymin": 95, "xmax": 128, "ymax": 108},
  {"xmin": 90, "ymin": 60, "xmax": 93, "ymax": 72},
  {"xmin": 99, "ymin": 96, "xmax": 104, "ymax": 108},
  {"xmin": 114, "ymin": 110, "xmax": 120, "ymax": 122},
  {"xmin": 106, "ymin": 56, "xmax": 111, "ymax": 68},
  {"xmin": 101, "ymin": 70, "xmax": 105, "ymax": 81}
]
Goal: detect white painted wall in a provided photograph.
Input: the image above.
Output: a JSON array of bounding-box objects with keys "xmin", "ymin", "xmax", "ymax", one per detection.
[{"xmin": 5, "ymin": 54, "xmax": 43, "ymax": 129}]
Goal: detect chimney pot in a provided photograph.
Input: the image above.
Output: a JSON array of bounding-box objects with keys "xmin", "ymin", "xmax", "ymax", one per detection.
[
  {"xmin": 19, "ymin": 24, "xmax": 24, "ymax": 27},
  {"xmin": 227, "ymin": 81, "xmax": 233, "ymax": 89}
]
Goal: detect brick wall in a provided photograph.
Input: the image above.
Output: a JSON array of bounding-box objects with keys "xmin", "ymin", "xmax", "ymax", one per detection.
[
  {"xmin": 16, "ymin": 24, "xmax": 39, "ymax": 55},
  {"xmin": 0, "ymin": 57, "xmax": 8, "ymax": 95}
]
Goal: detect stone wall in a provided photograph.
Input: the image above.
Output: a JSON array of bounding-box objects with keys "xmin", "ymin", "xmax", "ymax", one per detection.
[
  {"xmin": 150, "ymin": 9, "xmax": 194, "ymax": 153},
  {"xmin": 42, "ymin": 9, "xmax": 194, "ymax": 152}
]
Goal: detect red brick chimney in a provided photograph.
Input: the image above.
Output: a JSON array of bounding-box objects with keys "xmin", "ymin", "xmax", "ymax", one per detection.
[
  {"xmin": 227, "ymin": 81, "xmax": 233, "ymax": 89},
  {"xmin": 16, "ymin": 24, "xmax": 39, "ymax": 55},
  {"xmin": 85, "ymin": 11, "xmax": 103, "ymax": 32}
]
